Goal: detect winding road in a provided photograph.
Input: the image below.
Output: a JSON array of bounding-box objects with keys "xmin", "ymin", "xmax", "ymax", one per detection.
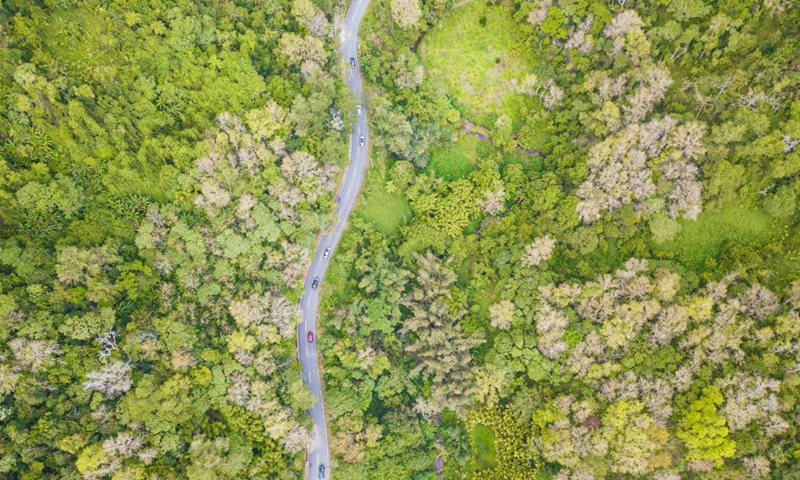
[{"xmin": 297, "ymin": 0, "xmax": 371, "ymax": 478}]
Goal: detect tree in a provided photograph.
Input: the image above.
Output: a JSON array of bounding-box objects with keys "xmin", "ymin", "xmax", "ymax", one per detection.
[
  {"xmin": 677, "ymin": 387, "xmax": 736, "ymax": 467},
  {"xmin": 601, "ymin": 400, "xmax": 668, "ymax": 476},
  {"xmin": 717, "ymin": 373, "xmax": 783, "ymax": 434},
  {"xmin": 541, "ymin": 81, "xmax": 564, "ymax": 111},
  {"xmin": 83, "ymin": 361, "xmax": 133, "ymax": 398},
  {"xmin": 649, "ymin": 214, "xmax": 681, "ymax": 243},
  {"xmin": 370, "ymin": 96, "xmax": 416, "ymax": 161},
  {"xmin": 277, "ymin": 33, "xmax": 327, "ymax": 77},
  {"xmin": 603, "ymin": 10, "xmax": 644, "ymax": 38},
  {"xmin": 478, "ymin": 187, "xmax": 507, "ymax": 215},
  {"xmin": 576, "ymin": 117, "xmax": 702, "ymax": 224},
  {"xmin": 489, "ymin": 300, "xmax": 516, "ymax": 330},
  {"xmin": 400, "ymin": 252, "xmax": 484, "ymax": 412},
  {"xmin": 541, "ymin": 7, "xmax": 568, "ymax": 40},
  {"xmin": 244, "ymin": 101, "xmax": 287, "ymax": 141},
  {"xmin": 187, "ymin": 436, "xmax": 253, "ymax": 480},
  {"xmin": 743, "ymin": 456, "xmax": 771, "ymax": 478},
  {"xmin": 527, "ymin": 0, "xmax": 552, "ymax": 26},
  {"xmin": 390, "ymin": 0, "xmax": 422, "ymax": 29},
  {"xmin": 56, "ymin": 245, "xmax": 119, "ymax": 287},
  {"xmin": 522, "ymin": 236, "xmax": 555, "ymax": 267},
  {"xmin": 9, "ymin": 338, "xmax": 61, "ymax": 373},
  {"xmin": 229, "ymin": 291, "xmax": 298, "ymax": 342}
]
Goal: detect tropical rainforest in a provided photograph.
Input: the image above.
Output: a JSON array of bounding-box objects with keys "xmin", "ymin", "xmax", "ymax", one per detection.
[
  {"xmin": 320, "ymin": 0, "xmax": 800, "ymax": 479},
  {"xmin": 1, "ymin": 0, "xmax": 800, "ymax": 478},
  {"xmin": 0, "ymin": 0, "xmax": 351, "ymax": 477}
]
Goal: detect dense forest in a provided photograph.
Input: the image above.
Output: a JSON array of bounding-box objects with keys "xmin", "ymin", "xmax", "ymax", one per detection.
[
  {"xmin": 320, "ymin": 0, "xmax": 800, "ymax": 478},
  {"xmin": 3, "ymin": 0, "xmax": 800, "ymax": 478},
  {"xmin": 0, "ymin": 0, "xmax": 351, "ymax": 477}
]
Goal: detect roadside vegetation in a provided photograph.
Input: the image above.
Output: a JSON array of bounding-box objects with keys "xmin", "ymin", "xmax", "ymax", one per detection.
[
  {"xmin": 323, "ymin": 0, "xmax": 800, "ymax": 478},
  {"xmin": 3, "ymin": 0, "xmax": 800, "ymax": 478},
  {"xmin": 0, "ymin": 0, "xmax": 351, "ymax": 477}
]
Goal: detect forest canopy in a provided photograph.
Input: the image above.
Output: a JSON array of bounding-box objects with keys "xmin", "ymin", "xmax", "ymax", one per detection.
[
  {"xmin": 320, "ymin": 0, "xmax": 800, "ymax": 478},
  {"xmin": 3, "ymin": 0, "xmax": 800, "ymax": 478},
  {"xmin": 0, "ymin": 0, "xmax": 350, "ymax": 477}
]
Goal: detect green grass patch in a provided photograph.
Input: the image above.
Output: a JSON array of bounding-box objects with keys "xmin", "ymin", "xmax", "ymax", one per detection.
[
  {"xmin": 427, "ymin": 144, "xmax": 475, "ymax": 180},
  {"xmin": 457, "ymin": 131, "xmax": 481, "ymax": 160},
  {"xmin": 422, "ymin": 1, "xmax": 532, "ymax": 122},
  {"xmin": 656, "ymin": 204, "xmax": 773, "ymax": 268},
  {"xmin": 355, "ymin": 162, "xmax": 412, "ymax": 237},
  {"xmin": 470, "ymin": 424, "xmax": 497, "ymax": 470}
]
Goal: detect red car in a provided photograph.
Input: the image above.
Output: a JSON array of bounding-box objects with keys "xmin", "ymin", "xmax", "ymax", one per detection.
[{"xmin": 308, "ymin": 331, "xmax": 314, "ymax": 343}]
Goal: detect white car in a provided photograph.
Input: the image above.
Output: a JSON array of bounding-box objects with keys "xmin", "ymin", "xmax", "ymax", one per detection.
[
  {"xmin": 359, "ymin": 136, "xmax": 365, "ymax": 146},
  {"xmin": 323, "ymin": 247, "xmax": 331, "ymax": 258},
  {"xmin": 356, "ymin": 104, "xmax": 362, "ymax": 116}
]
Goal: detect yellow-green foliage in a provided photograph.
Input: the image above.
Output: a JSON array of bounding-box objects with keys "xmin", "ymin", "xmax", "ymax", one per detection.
[{"xmin": 677, "ymin": 387, "xmax": 736, "ymax": 467}]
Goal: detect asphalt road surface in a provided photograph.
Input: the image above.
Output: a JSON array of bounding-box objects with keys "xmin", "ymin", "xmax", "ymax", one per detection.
[{"xmin": 297, "ymin": 0, "xmax": 371, "ymax": 477}]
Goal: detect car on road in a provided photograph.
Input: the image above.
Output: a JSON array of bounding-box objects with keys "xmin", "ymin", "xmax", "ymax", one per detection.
[
  {"xmin": 359, "ymin": 136, "xmax": 365, "ymax": 146},
  {"xmin": 349, "ymin": 57, "xmax": 356, "ymax": 68},
  {"xmin": 308, "ymin": 331, "xmax": 314, "ymax": 343},
  {"xmin": 356, "ymin": 104, "xmax": 362, "ymax": 116},
  {"xmin": 318, "ymin": 464, "xmax": 326, "ymax": 478},
  {"xmin": 323, "ymin": 247, "xmax": 331, "ymax": 258},
  {"xmin": 312, "ymin": 277, "xmax": 320, "ymax": 289}
]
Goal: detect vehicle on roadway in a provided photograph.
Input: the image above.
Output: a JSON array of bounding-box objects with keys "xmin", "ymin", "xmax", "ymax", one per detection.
[
  {"xmin": 308, "ymin": 331, "xmax": 314, "ymax": 343},
  {"xmin": 323, "ymin": 247, "xmax": 331, "ymax": 258},
  {"xmin": 312, "ymin": 277, "xmax": 320, "ymax": 289},
  {"xmin": 349, "ymin": 57, "xmax": 356, "ymax": 68},
  {"xmin": 359, "ymin": 136, "xmax": 365, "ymax": 146},
  {"xmin": 318, "ymin": 464, "xmax": 326, "ymax": 478},
  {"xmin": 356, "ymin": 104, "xmax": 362, "ymax": 116}
]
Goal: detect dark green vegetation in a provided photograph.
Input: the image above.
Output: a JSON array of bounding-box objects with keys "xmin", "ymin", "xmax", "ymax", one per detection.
[
  {"xmin": 0, "ymin": 0, "xmax": 350, "ymax": 477},
  {"xmin": 322, "ymin": 0, "xmax": 800, "ymax": 478}
]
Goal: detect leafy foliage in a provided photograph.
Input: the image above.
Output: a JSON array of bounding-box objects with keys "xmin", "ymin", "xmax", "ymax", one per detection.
[
  {"xmin": 0, "ymin": 0, "xmax": 351, "ymax": 477},
  {"xmin": 321, "ymin": 0, "xmax": 800, "ymax": 478}
]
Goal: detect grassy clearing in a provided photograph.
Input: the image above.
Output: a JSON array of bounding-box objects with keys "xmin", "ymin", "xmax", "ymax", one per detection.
[
  {"xmin": 427, "ymin": 143, "xmax": 475, "ymax": 180},
  {"xmin": 355, "ymin": 160, "xmax": 412, "ymax": 237},
  {"xmin": 656, "ymin": 204, "xmax": 773, "ymax": 268},
  {"xmin": 470, "ymin": 423, "xmax": 497, "ymax": 470},
  {"xmin": 422, "ymin": 1, "xmax": 532, "ymax": 122}
]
